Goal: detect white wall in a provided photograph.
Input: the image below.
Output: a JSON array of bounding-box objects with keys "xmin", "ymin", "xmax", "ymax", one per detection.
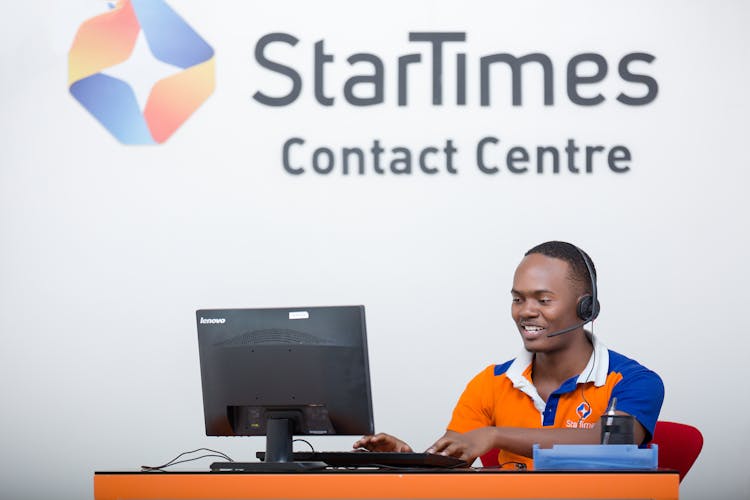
[{"xmin": 1, "ymin": 1, "xmax": 748, "ymax": 498}]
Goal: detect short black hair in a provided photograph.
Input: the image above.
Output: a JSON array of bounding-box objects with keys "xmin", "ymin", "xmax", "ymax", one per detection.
[{"xmin": 524, "ymin": 241, "xmax": 596, "ymax": 295}]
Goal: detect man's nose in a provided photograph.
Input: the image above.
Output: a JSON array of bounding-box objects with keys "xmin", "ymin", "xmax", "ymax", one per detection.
[{"xmin": 519, "ymin": 300, "xmax": 539, "ymax": 318}]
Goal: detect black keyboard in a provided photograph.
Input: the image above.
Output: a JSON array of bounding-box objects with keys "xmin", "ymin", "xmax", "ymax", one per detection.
[{"xmin": 255, "ymin": 451, "xmax": 468, "ymax": 469}]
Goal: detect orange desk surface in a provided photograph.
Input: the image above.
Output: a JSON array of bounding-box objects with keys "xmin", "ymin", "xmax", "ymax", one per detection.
[{"xmin": 94, "ymin": 469, "xmax": 679, "ymax": 500}]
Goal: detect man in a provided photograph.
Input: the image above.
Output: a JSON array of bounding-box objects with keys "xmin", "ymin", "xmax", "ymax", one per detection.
[{"xmin": 354, "ymin": 241, "xmax": 664, "ymax": 469}]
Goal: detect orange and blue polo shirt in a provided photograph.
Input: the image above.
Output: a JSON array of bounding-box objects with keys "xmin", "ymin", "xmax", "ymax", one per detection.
[{"xmin": 447, "ymin": 335, "xmax": 664, "ymax": 469}]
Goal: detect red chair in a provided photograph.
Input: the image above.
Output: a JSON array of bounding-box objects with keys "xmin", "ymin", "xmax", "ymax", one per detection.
[
  {"xmin": 480, "ymin": 420, "xmax": 703, "ymax": 481},
  {"xmin": 480, "ymin": 449, "xmax": 500, "ymax": 467},
  {"xmin": 650, "ymin": 420, "xmax": 703, "ymax": 482}
]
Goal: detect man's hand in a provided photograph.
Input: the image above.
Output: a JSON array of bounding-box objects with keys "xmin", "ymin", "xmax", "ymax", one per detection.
[
  {"xmin": 352, "ymin": 433, "xmax": 413, "ymax": 452},
  {"xmin": 426, "ymin": 428, "xmax": 497, "ymax": 462}
]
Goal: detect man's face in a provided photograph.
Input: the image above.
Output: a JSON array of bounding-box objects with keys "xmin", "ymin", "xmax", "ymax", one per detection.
[{"xmin": 511, "ymin": 253, "xmax": 583, "ymax": 352}]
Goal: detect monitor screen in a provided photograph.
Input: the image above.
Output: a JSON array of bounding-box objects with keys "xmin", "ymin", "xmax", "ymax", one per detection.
[{"xmin": 196, "ymin": 305, "xmax": 374, "ymax": 470}]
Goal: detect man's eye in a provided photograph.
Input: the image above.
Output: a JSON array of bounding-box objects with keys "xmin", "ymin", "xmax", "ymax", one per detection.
[
  {"xmin": 512, "ymin": 297, "xmax": 521, "ymax": 303},
  {"xmin": 539, "ymin": 298, "xmax": 551, "ymax": 304}
]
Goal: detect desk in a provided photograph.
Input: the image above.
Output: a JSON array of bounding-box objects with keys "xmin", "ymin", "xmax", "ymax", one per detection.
[{"xmin": 94, "ymin": 469, "xmax": 679, "ymax": 500}]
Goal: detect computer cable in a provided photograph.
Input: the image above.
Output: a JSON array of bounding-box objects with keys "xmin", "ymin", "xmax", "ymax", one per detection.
[
  {"xmin": 475, "ymin": 460, "xmax": 527, "ymax": 470},
  {"xmin": 292, "ymin": 438, "xmax": 315, "ymax": 452},
  {"xmin": 500, "ymin": 461, "xmax": 527, "ymax": 470},
  {"xmin": 141, "ymin": 448, "xmax": 235, "ymax": 471},
  {"xmin": 578, "ymin": 324, "xmax": 596, "ymax": 428}
]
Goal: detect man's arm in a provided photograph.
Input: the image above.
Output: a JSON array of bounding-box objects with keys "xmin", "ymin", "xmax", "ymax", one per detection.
[{"xmin": 428, "ymin": 412, "xmax": 646, "ymax": 462}]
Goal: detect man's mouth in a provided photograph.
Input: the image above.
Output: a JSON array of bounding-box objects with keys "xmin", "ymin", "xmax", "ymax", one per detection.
[{"xmin": 521, "ymin": 324, "xmax": 546, "ymax": 336}]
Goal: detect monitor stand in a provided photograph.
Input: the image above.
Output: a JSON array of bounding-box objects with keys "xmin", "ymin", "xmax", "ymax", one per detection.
[{"xmin": 210, "ymin": 418, "xmax": 327, "ymax": 472}]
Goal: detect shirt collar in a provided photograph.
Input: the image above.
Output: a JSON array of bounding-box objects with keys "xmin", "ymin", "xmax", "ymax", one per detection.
[
  {"xmin": 506, "ymin": 331, "xmax": 609, "ymax": 390},
  {"xmin": 577, "ymin": 332, "xmax": 609, "ymax": 387}
]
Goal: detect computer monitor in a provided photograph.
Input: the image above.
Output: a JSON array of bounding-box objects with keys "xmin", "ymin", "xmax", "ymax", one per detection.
[{"xmin": 196, "ymin": 305, "xmax": 374, "ymax": 471}]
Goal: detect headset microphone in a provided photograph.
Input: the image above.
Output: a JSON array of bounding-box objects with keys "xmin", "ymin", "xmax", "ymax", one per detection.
[
  {"xmin": 546, "ymin": 320, "xmax": 589, "ymax": 338},
  {"xmin": 545, "ymin": 245, "xmax": 600, "ymax": 338}
]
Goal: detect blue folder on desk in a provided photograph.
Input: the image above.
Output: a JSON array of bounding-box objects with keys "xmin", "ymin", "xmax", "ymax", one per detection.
[{"xmin": 533, "ymin": 444, "xmax": 658, "ymax": 470}]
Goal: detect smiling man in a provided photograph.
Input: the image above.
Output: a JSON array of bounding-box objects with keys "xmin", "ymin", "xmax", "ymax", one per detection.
[{"xmin": 354, "ymin": 241, "xmax": 664, "ymax": 469}]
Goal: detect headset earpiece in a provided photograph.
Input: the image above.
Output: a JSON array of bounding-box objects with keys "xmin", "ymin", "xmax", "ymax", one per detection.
[
  {"xmin": 574, "ymin": 246, "xmax": 600, "ymax": 322},
  {"xmin": 576, "ymin": 294, "xmax": 600, "ymax": 322}
]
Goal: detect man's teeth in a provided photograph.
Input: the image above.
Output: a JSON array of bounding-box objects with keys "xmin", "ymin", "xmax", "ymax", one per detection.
[{"xmin": 524, "ymin": 326, "xmax": 544, "ymax": 332}]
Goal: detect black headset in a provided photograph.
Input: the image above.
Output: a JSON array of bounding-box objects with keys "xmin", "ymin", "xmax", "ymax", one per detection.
[
  {"xmin": 545, "ymin": 244, "xmax": 601, "ymax": 337},
  {"xmin": 574, "ymin": 245, "xmax": 600, "ymax": 322}
]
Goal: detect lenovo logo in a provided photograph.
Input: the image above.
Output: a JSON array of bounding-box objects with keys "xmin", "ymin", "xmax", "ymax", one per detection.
[{"xmin": 200, "ymin": 317, "xmax": 226, "ymax": 324}]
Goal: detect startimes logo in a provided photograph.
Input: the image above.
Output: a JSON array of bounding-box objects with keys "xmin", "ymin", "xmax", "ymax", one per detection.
[{"xmin": 68, "ymin": 0, "xmax": 215, "ymax": 145}]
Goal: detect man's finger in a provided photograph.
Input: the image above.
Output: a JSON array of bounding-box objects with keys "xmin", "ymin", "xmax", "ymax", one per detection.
[
  {"xmin": 397, "ymin": 443, "xmax": 412, "ymax": 452},
  {"xmin": 438, "ymin": 442, "xmax": 460, "ymax": 457},
  {"xmin": 352, "ymin": 435, "xmax": 373, "ymax": 448},
  {"xmin": 428, "ymin": 438, "xmax": 450, "ymax": 454}
]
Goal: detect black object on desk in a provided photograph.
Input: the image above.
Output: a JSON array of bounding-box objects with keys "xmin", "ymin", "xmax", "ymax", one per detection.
[{"xmin": 255, "ymin": 451, "xmax": 468, "ymax": 469}]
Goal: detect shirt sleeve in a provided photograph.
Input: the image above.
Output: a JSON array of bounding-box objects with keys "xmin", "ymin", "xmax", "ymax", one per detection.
[
  {"xmin": 610, "ymin": 363, "xmax": 665, "ymax": 443},
  {"xmin": 447, "ymin": 365, "xmax": 495, "ymax": 433}
]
